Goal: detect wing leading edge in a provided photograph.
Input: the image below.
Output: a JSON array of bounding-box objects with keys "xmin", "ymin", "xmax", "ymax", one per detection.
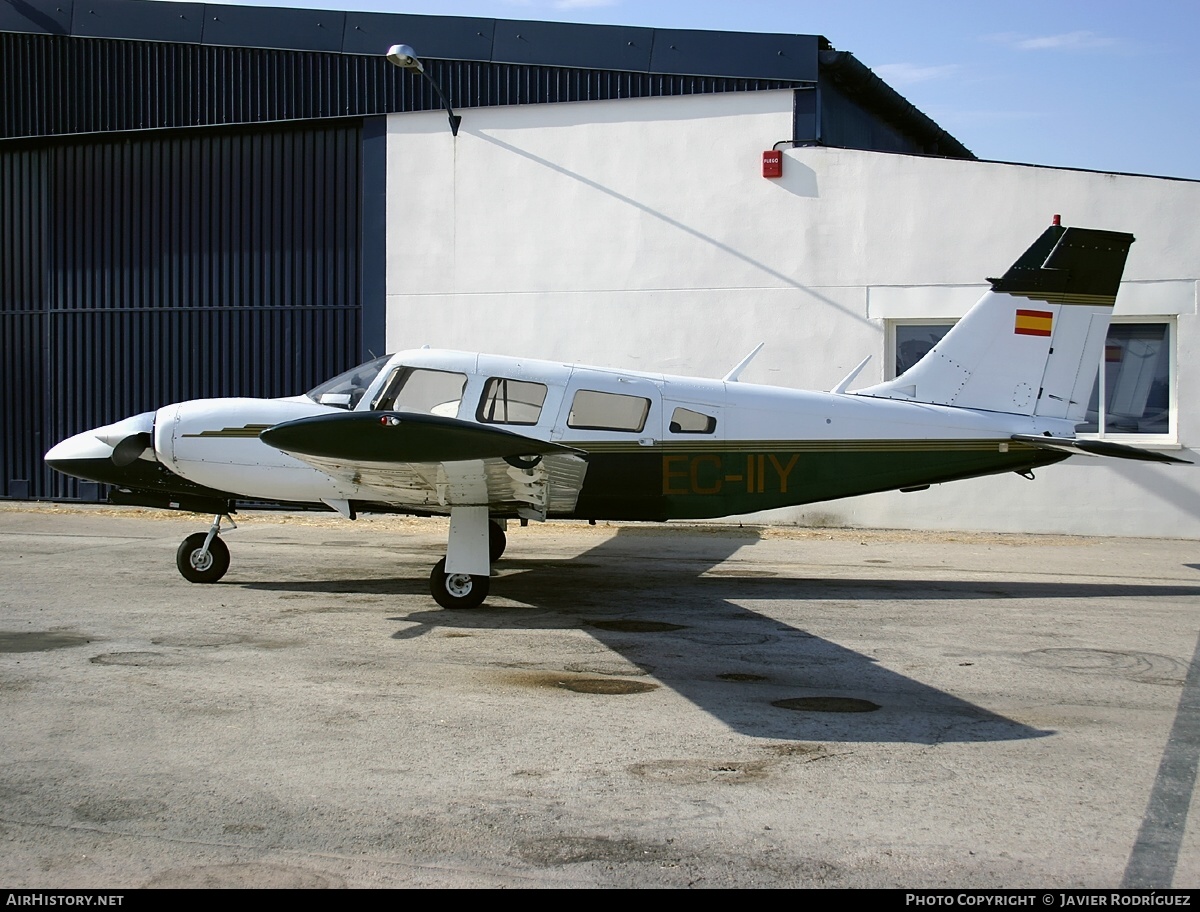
[
  {"xmin": 260, "ymin": 411, "xmax": 585, "ymax": 463},
  {"xmin": 259, "ymin": 411, "xmax": 589, "ymax": 517}
]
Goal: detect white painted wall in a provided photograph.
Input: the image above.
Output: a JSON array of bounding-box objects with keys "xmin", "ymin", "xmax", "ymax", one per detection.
[{"xmin": 386, "ymin": 91, "xmax": 1200, "ymax": 538}]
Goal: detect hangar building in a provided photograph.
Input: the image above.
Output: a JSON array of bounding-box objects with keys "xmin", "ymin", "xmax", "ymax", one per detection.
[{"xmin": 2, "ymin": 0, "xmax": 1196, "ymax": 537}]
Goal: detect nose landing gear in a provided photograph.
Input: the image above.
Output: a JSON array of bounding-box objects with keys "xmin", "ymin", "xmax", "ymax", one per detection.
[{"xmin": 176, "ymin": 513, "xmax": 235, "ymax": 583}]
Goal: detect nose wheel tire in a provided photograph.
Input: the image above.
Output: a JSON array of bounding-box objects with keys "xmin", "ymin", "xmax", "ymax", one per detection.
[
  {"xmin": 429, "ymin": 558, "xmax": 489, "ymax": 610},
  {"xmin": 176, "ymin": 533, "xmax": 230, "ymax": 584}
]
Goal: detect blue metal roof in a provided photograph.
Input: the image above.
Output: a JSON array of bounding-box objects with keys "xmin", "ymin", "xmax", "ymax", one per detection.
[
  {"xmin": 0, "ymin": 0, "xmax": 973, "ymax": 158},
  {"xmin": 1, "ymin": 0, "xmax": 822, "ymax": 81}
]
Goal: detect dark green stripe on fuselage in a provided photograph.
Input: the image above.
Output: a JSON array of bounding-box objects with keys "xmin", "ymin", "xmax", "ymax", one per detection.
[{"xmin": 571, "ymin": 439, "xmax": 1067, "ymax": 521}]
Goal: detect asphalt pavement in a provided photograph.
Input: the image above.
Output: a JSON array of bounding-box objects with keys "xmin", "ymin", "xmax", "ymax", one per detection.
[{"xmin": 1, "ymin": 503, "xmax": 1198, "ymax": 888}]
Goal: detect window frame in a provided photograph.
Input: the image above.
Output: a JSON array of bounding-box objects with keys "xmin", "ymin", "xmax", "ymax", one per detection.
[
  {"xmin": 371, "ymin": 366, "xmax": 468, "ymax": 417},
  {"xmin": 885, "ymin": 319, "xmax": 956, "ymax": 380},
  {"xmin": 566, "ymin": 389, "xmax": 652, "ymax": 433},
  {"xmin": 668, "ymin": 406, "xmax": 717, "ymax": 435},
  {"xmin": 1077, "ymin": 316, "xmax": 1177, "ymax": 445},
  {"xmin": 475, "ymin": 377, "xmax": 548, "ymax": 427}
]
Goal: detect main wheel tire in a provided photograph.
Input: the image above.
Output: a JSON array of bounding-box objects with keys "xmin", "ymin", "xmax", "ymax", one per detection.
[
  {"xmin": 429, "ymin": 558, "xmax": 489, "ymax": 610},
  {"xmin": 489, "ymin": 521, "xmax": 507, "ymax": 563},
  {"xmin": 175, "ymin": 532, "xmax": 230, "ymax": 584}
]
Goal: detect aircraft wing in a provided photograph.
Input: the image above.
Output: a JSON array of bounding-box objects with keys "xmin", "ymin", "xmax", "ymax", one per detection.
[
  {"xmin": 1011, "ymin": 434, "xmax": 1191, "ymax": 464},
  {"xmin": 260, "ymin": 411, "xmax": 590, "ymax": 518}
]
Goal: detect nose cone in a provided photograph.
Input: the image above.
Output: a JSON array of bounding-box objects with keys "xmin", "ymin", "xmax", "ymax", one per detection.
[
  {"xmin": 44, "ymin": 428, "xmax": 116, "ymax": 465},
  {"xmin": 45, "ymin": 412, "xmax": 157, "ymax": 484}
]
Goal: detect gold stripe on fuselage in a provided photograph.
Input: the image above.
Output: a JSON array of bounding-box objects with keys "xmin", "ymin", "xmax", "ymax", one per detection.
[
  {"xmin": 574, "ymin": 438, "xmax": 1031, "ymax": 455},
  {"xmin": 182, "ymin": 425, "xmax": 274, "ymax": 439}
]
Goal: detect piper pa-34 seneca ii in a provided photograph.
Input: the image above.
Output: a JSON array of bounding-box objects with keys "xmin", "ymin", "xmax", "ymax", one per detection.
[{"xmin": 46, "ymin": 220, "xmax": 1188, "ymax": 609}]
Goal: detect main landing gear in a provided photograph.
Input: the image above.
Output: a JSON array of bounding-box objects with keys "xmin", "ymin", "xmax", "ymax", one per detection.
[
  {"xmin": 175, "ymin": 513, "xmax": 235, "ymax": 583},
  {"xmin": 489, "ymin": 521, "xmax": 507, "ymax": 562},
  {"xmin": 429, "ymin": 558, "xmax": 489, "ymax": 610},
  {"xmin": 428, "ymin": 513, "xmax": 507, "ymax": 610},
  {"xmin": 172, "ymin": 508, "xmax": 509, "ymax": 605}
]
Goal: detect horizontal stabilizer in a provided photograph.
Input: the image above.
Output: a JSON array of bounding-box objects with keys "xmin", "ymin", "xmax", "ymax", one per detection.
[
  {"xmin": 261, "ymin": 411, "xmax": 586, "ymax": 463},
  {"xmin": 1012, "ymin": 435, "xmax": 1191, "ymax": 465}
]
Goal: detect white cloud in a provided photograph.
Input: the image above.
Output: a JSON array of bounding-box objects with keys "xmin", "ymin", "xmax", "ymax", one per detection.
[
  {"xmin": 873, "ymin": 63, "xmax": 960, "ymax": 86},
  {"xmin": 991, "ymin": 31, "xmax": 1116, "ymax": 51}
]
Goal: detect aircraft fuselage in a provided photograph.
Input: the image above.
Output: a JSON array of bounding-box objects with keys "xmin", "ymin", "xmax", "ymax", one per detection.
[{"xmin": 47, "ymin": 347, "xmax": 1071, "ymax": 524}]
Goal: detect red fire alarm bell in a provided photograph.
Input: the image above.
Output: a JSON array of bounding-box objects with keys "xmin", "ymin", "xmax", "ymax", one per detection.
[{"xmin": 762, "ymin": 150, "xmax": 782, "ymax": 178}]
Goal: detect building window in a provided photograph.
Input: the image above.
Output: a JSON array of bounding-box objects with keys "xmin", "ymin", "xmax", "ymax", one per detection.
[
  {"xmin": 1077, "ymin": 321, "xmax": 1173, "ymax": 438},
  {"xmin": 888, "ymin": 318, "xmax": 1175, "ymax": 440},
  {"xmin": 889, "ymin": 321, "xmax": 954, "ymax": 378}
]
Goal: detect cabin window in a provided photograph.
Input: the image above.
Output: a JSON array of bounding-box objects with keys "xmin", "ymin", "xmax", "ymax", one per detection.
[
  {"xmin": 567, "ymin": 390, "xmax": 650, "ymax": 432},
  {"xmin": 890, "ymin": 318, "xmax": 1176, "ymax": 440},
  {"xmin": 669, "ymin": 407, "xmax": 716, "ymax": 434},
  {"xmin": 374, "ymin": 368, "xmax": 467, "ymax": 417},
  {"xmin": 306, "ymin": 354, "xmax": 393, "ymax": 409},
  {"xmin": 477, "ymin": 378, "xmax": 548, "ymax": 425}
]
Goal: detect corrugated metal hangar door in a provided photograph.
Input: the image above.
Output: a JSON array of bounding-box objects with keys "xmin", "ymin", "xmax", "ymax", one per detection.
[{"xmin": 1, "ymin": 120, "xmax": 364, "ymax": 500}]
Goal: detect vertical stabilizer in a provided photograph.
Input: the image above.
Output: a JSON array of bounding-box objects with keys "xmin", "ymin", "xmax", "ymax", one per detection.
[{"xmin": 856, "ymin": 222, "xmax": 1135, "ymax": 419}]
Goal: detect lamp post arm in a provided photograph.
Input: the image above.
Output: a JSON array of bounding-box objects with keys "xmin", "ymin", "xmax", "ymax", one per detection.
[{"xmin": 421, "ymin": 70, "xmax": 461, "ymax": 137}]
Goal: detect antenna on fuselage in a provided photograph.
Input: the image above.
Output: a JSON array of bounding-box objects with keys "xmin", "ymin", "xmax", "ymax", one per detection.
[
  {"xmin": 722, "ymin": 343, "xmax": 765, "ymax": 383},
  {"xmin": 831, "ymin": 355, "xmax": 872, "ymax": 394}
]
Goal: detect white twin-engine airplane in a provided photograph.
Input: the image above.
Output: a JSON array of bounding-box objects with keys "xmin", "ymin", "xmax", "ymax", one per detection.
[{"xmin": 46, "ymin": 220, "xmax": 1187, "ymax": 609}]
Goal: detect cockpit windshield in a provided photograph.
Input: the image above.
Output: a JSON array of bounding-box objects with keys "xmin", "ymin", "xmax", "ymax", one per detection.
[{"xmin": 306, "ymin": 354, "xmax": 393, "ymax": 409}]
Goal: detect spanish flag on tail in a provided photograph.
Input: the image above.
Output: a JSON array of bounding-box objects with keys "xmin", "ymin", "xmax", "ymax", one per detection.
[{"xmin": 1014, "ymin": 309, "xmax": 1053, "ymax": 337}]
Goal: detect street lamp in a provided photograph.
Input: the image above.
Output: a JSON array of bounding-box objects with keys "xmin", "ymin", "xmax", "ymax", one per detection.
[{"xmin": 386, "ymin": 44, "xmax": 462, "ymax": 137}]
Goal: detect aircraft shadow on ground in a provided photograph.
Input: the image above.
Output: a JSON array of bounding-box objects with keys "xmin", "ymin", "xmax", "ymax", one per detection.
[{"xmin": 240, "ymin": 527, "xmax": 1200, "ymax": 744}]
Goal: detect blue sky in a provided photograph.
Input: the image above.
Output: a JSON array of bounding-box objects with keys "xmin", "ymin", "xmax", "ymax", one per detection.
[{"xmin": 187, "ymin": 0, "xmax": 1200, "ymax": 180}]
